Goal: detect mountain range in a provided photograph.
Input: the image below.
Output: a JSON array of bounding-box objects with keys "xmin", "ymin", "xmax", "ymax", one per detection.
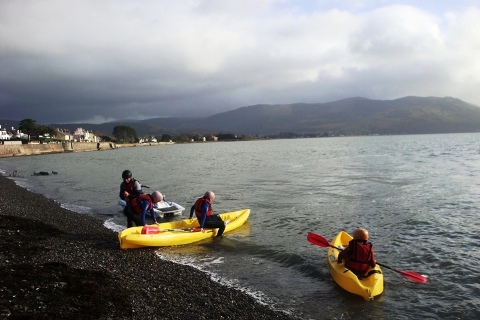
[{"xmin": 4, "ymin": 96, "xmax": 480, "ymax": 137}]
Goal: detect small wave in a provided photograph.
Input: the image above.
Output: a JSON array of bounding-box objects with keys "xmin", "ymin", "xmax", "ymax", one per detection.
[
  {"xmin": 13, "ymin": 179, "xmax": 34, "ymax": 191},
  {"xmin": 59, "ymin": 202, "xmax": 95, "ymax": 215},
  {"xmin": 156, "ymin": 251, "xmax": 272, "ymax": 307},
  {"xmin": 103, "ymin": 218, "xmax": 125, "ymax": 233},
  {"xmin": 1, "ymin": 174, "xmax": 35, "ymax": 191}
]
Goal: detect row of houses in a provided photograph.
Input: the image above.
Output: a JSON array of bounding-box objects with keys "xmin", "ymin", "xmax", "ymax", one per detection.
[{"xmin": 0, "ymin": 125, "xmax": 99, "ymax": 143}]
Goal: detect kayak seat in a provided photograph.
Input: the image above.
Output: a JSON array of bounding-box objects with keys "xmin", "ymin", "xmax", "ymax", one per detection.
[
  {"xmin": 342, "ymin": 268, "xmax": 382, "ymax": 279},
  {"xmin": 357, "ymin": 269, "xmax": 382, "ymax": 280}
]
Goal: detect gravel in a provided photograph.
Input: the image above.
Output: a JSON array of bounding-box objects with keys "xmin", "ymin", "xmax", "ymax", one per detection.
[{"xmin": 0, "ymin": 175, "xmax": 298, "ymax": 320}]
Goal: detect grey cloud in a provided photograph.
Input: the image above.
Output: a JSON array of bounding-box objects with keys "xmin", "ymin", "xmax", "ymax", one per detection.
[{"xmin": 1, "ymin": 1, "xmax": 480, "ymax": 124}]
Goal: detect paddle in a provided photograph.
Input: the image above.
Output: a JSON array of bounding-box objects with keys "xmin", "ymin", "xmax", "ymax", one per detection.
[
  {"xmin": 307, "ymin": 232, "xmax": 428, "ymax": 283},
  {"xmin": 141, "ymin": 225, "xmax": 203, "ymax": 234},
  {"xmin": 141, "ymin": 225, "xmax": 217, "ymax": 234}
]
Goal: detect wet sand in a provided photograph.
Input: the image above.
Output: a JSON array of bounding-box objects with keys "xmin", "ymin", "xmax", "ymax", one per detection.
[{"xmin": 0, "ymin": 175, "xmax": 297, "ymax": 319}]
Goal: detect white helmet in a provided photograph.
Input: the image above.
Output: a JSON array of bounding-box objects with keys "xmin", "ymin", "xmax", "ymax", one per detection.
[{"xmin": 151, "ymin": 191, "xmax": 163, "ymax": 203}]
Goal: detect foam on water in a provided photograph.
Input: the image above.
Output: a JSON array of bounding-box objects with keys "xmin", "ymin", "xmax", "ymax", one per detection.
[
  {"xmin": 13, "ymin": 178, "xmax": 34, "ymax": 191},
  {"xmin": 59, "ymin": 202, "xmax": 96, "ymax": 215},
  {"xmin": 103, "ymin": 218, "xmax": 125, "ymax": 233},
  {"xmin": 155, "ymin": 251, "xmax": 274, "ymax": 308}
]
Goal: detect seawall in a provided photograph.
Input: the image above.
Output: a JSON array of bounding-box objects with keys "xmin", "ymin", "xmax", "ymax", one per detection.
[{"xmin": 0, "ymin": 141, "xmax": 174, "ymax": 158}]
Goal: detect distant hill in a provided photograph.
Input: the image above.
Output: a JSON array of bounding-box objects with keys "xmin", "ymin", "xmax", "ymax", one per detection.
[
  {"xmin": 193, "ymin": 96, "xmax": 480, "ymax": 136},
  {"xmin": 4, "ymin": 96, "xmax": 480, "ymax": 136}
]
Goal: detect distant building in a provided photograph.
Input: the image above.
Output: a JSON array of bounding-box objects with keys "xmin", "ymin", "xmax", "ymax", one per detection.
[
  {"xmin": 139, "ymin": 136, "xmax": 158, "ymax": 143},
  {"xmin": 73, "ymin": 128, "xmax": 99, "ymax": 142},
  {"xmin": 12, "ymin": 129, "xmax": 29, "ymax": 140},
  {"xmin": 0, "ymin": 125, "xmax": 11, "ymax": 140},
  {"xmin": 55, "ymin": 128, "xmax": 72, "ymax": 141}
]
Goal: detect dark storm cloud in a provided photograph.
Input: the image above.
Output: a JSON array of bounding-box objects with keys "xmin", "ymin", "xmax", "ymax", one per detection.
[{"xmin": 1, "ymin": 1, "xmax": 479, "ymax": 124}]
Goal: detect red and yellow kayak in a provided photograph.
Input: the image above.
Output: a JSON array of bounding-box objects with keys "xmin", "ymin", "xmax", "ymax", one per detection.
[{"xmin": 118, "ymin": 209, "xmax": 250, "ymax": 249}]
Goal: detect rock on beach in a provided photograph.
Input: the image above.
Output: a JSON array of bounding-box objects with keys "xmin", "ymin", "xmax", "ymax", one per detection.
[{"xmin": 0, "ymin": 175, "xmax": 297, "ymax": 320}]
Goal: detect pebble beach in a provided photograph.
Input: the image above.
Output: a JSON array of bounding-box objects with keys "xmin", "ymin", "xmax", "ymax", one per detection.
[{"xmin": 0, "ymin": 174, "xmax": 297, "ymax": 320}]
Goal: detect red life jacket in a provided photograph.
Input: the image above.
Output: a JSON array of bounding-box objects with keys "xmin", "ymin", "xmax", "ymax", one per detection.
[
  {"xmin": 193, "ymin": 197, "xmax": 212, "ymax": 218},
  {"xmin": 127, "ymin": 194, "xmax": 153, "ymax": 215},
  {"xmin": 344, "ymin": 240, "xmax": 375, "ymax": 273},
  {"xmin": 121, "ymin": 178, "xmax": 140, "ymax": 200}
]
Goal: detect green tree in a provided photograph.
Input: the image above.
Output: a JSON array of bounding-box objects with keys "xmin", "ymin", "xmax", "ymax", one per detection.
[
  {"xmin": 174, "ymin": 134, "xmax": 191, "ymax": 143},
  {"xmin": 18, "ymin": 119, "xmax": 37, "ymax": 135},
  {"xmin": 99, "ymin": 135, "xmax": 112, "ymax": 142},
  {"xmin": 159, "ymin": 134, "xmax": 173, "ymax": 142},
  {"xmin": 36, "ymin": 125, "xmax": 56, "ymax": 138},
  {"xmin": 112, "ymin": 125, "xmax": 138, "ymax": 143},
  {"xmin": 217, "ymin": 133, "xmax": 238, "ymax": 140}
]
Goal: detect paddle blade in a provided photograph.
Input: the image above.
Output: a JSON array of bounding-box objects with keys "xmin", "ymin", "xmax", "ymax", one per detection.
[
  {"xmin": 307, "ymin": 232, "xmax": 331, "ymax": 247},
  {"xmin": 398, "ymin": 270, "xmax": 429, "ymax": 283},
  {"xmin": 376, "ymin": 262, "xmax": 428, "ymax": 283}
]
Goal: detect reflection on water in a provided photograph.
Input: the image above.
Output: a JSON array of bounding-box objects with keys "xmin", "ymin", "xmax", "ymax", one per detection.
[{"xmin": 1, "ymin": 133, "xmax": 480, "ymax": 319}]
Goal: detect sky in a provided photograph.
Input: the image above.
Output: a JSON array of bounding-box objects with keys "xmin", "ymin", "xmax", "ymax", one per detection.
[{"xmin": 1, "ymin": 0, "xmax": 480, "ymax": 124}]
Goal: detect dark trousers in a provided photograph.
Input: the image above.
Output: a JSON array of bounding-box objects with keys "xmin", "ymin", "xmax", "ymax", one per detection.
[
  {"xmin": 123, "ymin": 207, "xmax": 142, "ymax": 228},
  {"xmin": 202, "ymin": 215, "xmax": 225, "ymax": 236}
]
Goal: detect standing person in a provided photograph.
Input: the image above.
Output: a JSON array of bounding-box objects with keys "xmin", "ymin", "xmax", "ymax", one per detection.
[
  {"xmin": 189, "ymin": 191, "xmax": 226, "ymax": 237},
  {"xmin": 337, "ymin": 228, "xmax": 377, "ymax": 275},
  {"xmin": 124, "ymin": 191, "xmax": 163, "ymax": 227},
  {"xmin": 119, "ymin": 170, "xmax": 143, "ymax": 201}
]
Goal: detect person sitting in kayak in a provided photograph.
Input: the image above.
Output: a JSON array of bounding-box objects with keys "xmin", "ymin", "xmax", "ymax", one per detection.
[
  {"xmin": 119, "ymin": 169, "xmax": 143, "ymax": 201},
  {"xmin": 124, "ymin": 191, "xmax": 163, "ymax": 227},
  {"xmin": 189, "ymin": 191, "xmax": 226, "ymax": 237},
  {"xmin": 337, "ymin": 228, "xmax": 377, "ymax": 275}
]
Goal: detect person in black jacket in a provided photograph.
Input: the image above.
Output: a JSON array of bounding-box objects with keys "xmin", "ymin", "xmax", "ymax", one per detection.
[{"xmin": 119, "ymin": 170, "xmax": 143, "ymax": 201}]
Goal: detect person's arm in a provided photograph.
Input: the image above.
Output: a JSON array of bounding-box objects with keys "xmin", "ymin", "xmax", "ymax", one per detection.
[
  {"xmin": 198, "ymin": 202, "xmax": 208, "ymax": 229},
  {"xmin": 150, "ymin": 208, "xmax": 158, "ymax": 224},
  {"xmin": 134, "ymin": 180, "xmax": 143, "ymax": 196},
  {"xmin": 119, "ymin": 183, "xmax": 126, "ymax": 200},
  {"xmin": 337, "ymin": 246, "xmax": 349, "ymax": 263},
  {"xmin": 189, "ymin": 204, "xmax": 195, "ymax": 219},
  {"xmin": 139, "ymin": 199, "xmax": 150, "ymax": 226},
  {"xmin": 369, "ymin": 245, "xmax": 377, "ymax": 267}
]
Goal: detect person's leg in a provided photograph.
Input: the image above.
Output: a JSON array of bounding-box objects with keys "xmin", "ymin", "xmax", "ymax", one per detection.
[
  {"xmin": 123, "ymin": 207, "xmax": 133, "ymax": 227},
  {"xmin": 203, "ymin": 215, "xmax": 226, "ymax": 236},
  {"xmin": 124, "ymin": 207, "xmax": 142, "ymax": 227}
]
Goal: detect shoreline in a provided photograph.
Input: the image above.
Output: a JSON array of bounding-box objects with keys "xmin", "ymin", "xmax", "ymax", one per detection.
[
  {"xmin": 0, "ymin": 141, "xmax": 175, "ymax": 158},
  {"xmin": 0, "ymin": 174, "xmax": 297, "ymax": 319}
]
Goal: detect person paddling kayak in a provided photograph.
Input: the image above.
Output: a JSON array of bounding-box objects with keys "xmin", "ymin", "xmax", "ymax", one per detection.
[{"xmin": 337, "ymin": 228, "xmax": 377, "ymax": 275}]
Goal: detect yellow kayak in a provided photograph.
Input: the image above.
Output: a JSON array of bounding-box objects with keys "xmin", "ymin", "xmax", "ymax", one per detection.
[
  {"xmin": 118, "ymin": 209, "xmax": 250, "ymax": 249},
  {"xmin": 327, "ymin": 231, "xmax": 383, "ymax": 300}
]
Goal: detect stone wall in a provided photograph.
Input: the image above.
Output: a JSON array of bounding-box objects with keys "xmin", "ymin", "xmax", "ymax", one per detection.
[{"xmin": 0, "ymin": 142, "xmax": 118, "ymax": 158}]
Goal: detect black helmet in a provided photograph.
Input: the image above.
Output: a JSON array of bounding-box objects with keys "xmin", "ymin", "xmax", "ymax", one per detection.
[{"xmin": 122, "ymin": 170, "xmax": 132, "ymax": 179}]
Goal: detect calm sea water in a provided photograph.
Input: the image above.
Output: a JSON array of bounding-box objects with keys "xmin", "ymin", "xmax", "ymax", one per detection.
[{"xmin": 1, "ymin": 134, "xmax": 479, "ymax": 320}]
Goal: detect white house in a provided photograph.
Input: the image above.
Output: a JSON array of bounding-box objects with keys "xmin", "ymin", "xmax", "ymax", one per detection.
[
  {"xmin": 12, "ymin": 129, "xmax": 29, "ymax": 140},
  {"xmin": 73, "ymin": 128, "xmax": 99, "ymax": 142},
  {"xmin": 0, "ymin": 125, "xmax": 11, "ymax": 140}
]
